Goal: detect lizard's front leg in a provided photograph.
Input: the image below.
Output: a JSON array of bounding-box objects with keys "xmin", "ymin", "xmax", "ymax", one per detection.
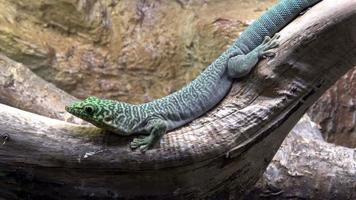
[
  {"xmin": 227, "ymin": 34, "xmax": 280, "ymax": 78},
  {"xmin": 130, "ymin": 119, "xmax": 167, "ymax": 152}
]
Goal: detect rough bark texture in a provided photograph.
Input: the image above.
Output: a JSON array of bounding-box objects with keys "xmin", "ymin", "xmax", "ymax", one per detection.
[
  {"xmin": 308, "ymin": 69, "xmax": 356, "ymax": 148},
  {"xmin": 0, "ymin": 54, "xmax": 86, "ymax": 124},
  {"xmin": 245, "ymin": 116, "xmax": 356, "ymax": 200},
  {"xmin": 0, "ymin": 0, "xmax": 355, "ymax": 199}
]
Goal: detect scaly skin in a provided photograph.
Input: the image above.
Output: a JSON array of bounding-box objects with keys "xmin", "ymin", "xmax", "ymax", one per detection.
[{"xmin": 66, "ymin": 0, "xmax": 322, "ymax": 152}]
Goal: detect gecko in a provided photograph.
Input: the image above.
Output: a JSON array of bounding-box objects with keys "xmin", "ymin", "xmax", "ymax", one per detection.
[{"xmin": 66, "ymin": 0, "xmax": 322, "ymax": 152}]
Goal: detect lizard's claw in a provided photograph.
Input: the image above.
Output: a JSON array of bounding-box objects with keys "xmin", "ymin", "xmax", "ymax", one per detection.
[
  {"xmin": 261, "ymin": 50, "xmax": 276, "ymax": 57},
  {"xmin": 261, "ymin": 36, "xmax": 272, "ymax": 45},
  {"xmin": 258, "ymin": 33, "xmax": 280, "ymax": 58},
  {"xmin": 139, "ymin": 144, "xmax": 150, "ymax": 152},
  {"xmin": 130, "ymin": 136, "xmax": 153, "ymax": 152}
]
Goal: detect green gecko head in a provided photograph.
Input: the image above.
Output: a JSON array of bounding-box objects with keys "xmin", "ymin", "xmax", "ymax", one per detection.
[{"xmin": 65, "ymin": 96, "xmax": 125, "ymax": 131}]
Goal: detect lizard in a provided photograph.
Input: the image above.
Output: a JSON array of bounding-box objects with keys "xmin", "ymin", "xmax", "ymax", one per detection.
[{"xmin": 66, "ymin": 0, "xmax": 322, "ymax": 152}]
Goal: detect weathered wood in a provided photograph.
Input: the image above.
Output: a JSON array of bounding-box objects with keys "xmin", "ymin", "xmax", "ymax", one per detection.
[
  {"xmin": 308, "ymin": 68, "xmax": 356, "ymax": 148},
  {"xmin": 0, "ymin": 0, "xmax": 356, "ymax": 199},
  {"xmin": 0, "ymin": 54, "xmax": 87, "ymax": 124},
  {"xmin": 245, "ymin": 116, "xmax": 356, "ymax": 200}
]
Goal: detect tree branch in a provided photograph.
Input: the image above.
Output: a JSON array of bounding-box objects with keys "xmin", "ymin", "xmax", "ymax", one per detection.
[
  {"xmin": 245, "ymin": 115, "xmax": 356, "ymax": 199},
  {"xmin": 0, "ymin": 0, "xmax": 355, "ymax": 199},
  {"xmin": 0, "ymin": 54, "xmax": 87, "ymax": 124}
]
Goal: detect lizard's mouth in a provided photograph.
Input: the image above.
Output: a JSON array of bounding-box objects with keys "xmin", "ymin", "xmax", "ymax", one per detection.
[
  {"xmin": 65, "ymin": 104, "xmax": 100, "ymax": 125},
  {"xmin": 65, "ymin": 104, "xmax": 82, "ymax": 117},
  {"xmin": 65, "ymin": 105, "xmax": 76, "ymax": 114}
]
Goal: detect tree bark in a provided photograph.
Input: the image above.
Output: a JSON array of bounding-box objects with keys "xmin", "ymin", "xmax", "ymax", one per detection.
[
  {"xmin": 308, "ymin": 68, "xmax": 356, "ymax": 148},
  {"xmin": 0, "ymin": 0, "xmax": 355, "ymax": 199},
  {"xmin": 245, "ymin": 115, "xmax": 356, "ymax": 200},
  {"xmin": 0, "ymin": 54, "xmax": 86, "ymax": 124}
]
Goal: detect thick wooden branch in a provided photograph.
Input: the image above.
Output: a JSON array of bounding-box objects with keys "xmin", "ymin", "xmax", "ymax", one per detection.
[
  {"xmin": 308, "ymin": 68, "xmax": 356, "ymax": 148},
  {"xmin": 245, "ymin": 116, "xmax": 356, "ymax": 199},
  {"xmin": 0, "ymin": 54, "xmax": 87, "ymax": 124},
  {"xmin": 0, "ymin": 0, "xmax": 355, "ymax": 199}
]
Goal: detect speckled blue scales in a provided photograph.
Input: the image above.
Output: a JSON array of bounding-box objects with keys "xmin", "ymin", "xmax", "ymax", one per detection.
[
  {"xmin": 233, "ymin": 0, "xmax": 321, "ymax": 53},
  {"xmin": 66, "ymin": 0, "xmax": 322, "ymax": 152}
]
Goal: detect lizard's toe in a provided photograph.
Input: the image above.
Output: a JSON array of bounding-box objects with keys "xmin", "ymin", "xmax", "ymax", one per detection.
[
  {"xmin": 262, "ymin": 36, "xmax": 271, "ymax": 45},
  {"xmin": 130, "ymin": 136, "xmax": 152, "ymax": 151},
  {"xmin": 139, "ymin": 144, "xmax": 150, "ymax": 153},
  {"xmin": 259, "ymin": 33, "xmax": 280, "ymax": 58},
  {"xmin": 272, "ymin": 33, "xmax": 280, "ymax": 40},
  {"xmin": 267, "ymin": 41, "xmax": 279, "ymax": 49},
  {"xmin": 130, "ymin": 139, "xmax": 143, "ymax": 149},
  {"xmin": 261, "ymin": 50, "xmax": 276, "ymax": 58},
  {"xmin": 130, "ymin": 141, "xmax": 140, "ymax": 149}
]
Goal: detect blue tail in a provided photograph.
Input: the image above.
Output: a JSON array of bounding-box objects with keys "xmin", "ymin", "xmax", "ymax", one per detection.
[{"xmin": 232, "ymin": 0, "xmax": 321, "ymax": 54}]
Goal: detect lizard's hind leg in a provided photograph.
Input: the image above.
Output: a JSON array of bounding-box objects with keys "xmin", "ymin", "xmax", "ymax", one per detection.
[
  {"xmin": 130, "ymin": 119, "xmax": 167, "ymax": 152},
  {"xmin": 227, "ymin": 34, "xmax": 280, "ymax": 78}
]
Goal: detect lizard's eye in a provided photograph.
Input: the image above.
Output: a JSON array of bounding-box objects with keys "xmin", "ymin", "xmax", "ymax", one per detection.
[{"xmin": 84, "ymin": 106, "xmax": 94, "ymax": 115}]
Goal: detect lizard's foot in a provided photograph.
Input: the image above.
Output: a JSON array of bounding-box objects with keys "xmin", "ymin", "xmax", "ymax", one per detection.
[
  {"xmin": 258, "ymin": 33, "xmax": 280, "ymax": 58},
  {"xmin": 130, "ymin": 119, "xmax": 167, "ymax": 153},
  {"xmin": 130, "ymin": 135, "xmax": 154, "ymax": 152},
  {"xmin": 227, "ymin": 33, "xmax": 280, "ymax": 79}
]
